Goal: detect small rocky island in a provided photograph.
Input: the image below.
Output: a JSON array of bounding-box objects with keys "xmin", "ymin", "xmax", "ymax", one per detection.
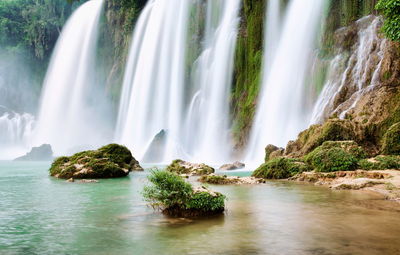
[
  {"xmin": 14, "ymin": 144, "xmax": 53, "ymax": 161},
  {"xmin": 166, "ymin": 159, "xmax": 215, "ymax": 176},
  {"xmin": 143, "ymin": 170, "xmax": 225, "ymax": 217},
  {"xmin": 49, "ymin": 144, "xmax": 143, "ymax": 179}
]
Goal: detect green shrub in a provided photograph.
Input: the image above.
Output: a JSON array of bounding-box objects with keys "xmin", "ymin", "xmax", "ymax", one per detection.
[
  {"xmin": 143, "ymin": 171, "xmax": 225, "ymax": 216},
  {"xmin": 143, "ymin": 170, "xmax": 193, "ymax": 209},
  {"xmin": 311, "ymin": 147, "xmax": 358, "ymax": 172},
  {"xmin": 252, "ymin": 157, "xmax": 310, "ymax": 179},
  {"xmin": 186, "ymin": 192, "xmax": 225, "ymax": 212},
  {"xmin": 376, "ymin": 0, "xmax": 400, "ymax": 41},
  {"xmin": 359, "ymin": 155, "xmax": 400, "ymax": 170}
]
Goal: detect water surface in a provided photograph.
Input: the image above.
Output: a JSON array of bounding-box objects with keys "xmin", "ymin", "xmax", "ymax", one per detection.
[{"xmin": 1, "ymin": 161, "xmax": 399, "ymax": 254}]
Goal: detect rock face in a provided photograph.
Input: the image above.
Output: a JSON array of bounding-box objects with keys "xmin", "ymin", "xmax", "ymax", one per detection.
[
  {"xmin": 219, "ymin": 161, "xmax": 245, "ymax": 170},
  {"xmin": 49, "ymin": 144, "xmax": 143, "ymax": 179},
  {"xmin": 14, "ymin": 144, "xmax": 53, "ymax": 161},
  {"xmin": 167, "ymin": 160, "xmax": 215, "ymax": 176},
  {"xmin": 142, "ymin": 129, "xmax": 167, "ymax": 163}
]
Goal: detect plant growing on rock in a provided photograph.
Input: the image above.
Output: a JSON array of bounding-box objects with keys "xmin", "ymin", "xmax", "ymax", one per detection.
[
  {"xmin": 376, "ymin": 0, "xmax": 400, "ymax": 41},
  {"xmin": 167, "ymin": 159, "xmax": 214, "ymax": 176},
  {"xmin": 382, "ymin": 122, "xmax": 400, "ymax": 154},
  {"xmin": 252, "ymin": 157, "xmax": 310, "ymax": 179},
  {"xmin": 143, "ymin": 170, "xmax": 225, "ymax": 217},
  {"xmin": 309, "ymin": 147, "xmax": 358, "ymax": 172},
  {"xmin": 49, "ymin": 144, "xmax": 143, "ymax": 179}
]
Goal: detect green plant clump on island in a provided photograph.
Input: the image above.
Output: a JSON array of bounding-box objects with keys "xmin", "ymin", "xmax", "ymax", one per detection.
[
  {"xmin": 252, "ymin": 157, "xmax": 310, "ymax": 179},
  {"xmin": 359, "ymin": 156, "xmax": 400, "ymax": 170},
  {"xmin": 143, "ymin": 170, "xmax": 225, "ymax": 217}
]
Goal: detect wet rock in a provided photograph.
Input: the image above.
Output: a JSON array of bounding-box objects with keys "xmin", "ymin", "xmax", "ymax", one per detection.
[
  {"xmin": 167, "ymin": 159, "xmax": 214, "ymax": 176},
  {"xmin": 50, "ymin": 144, "xmax": 143, "ymax": 179},
  {"xmin": 142, "ymin": 129, "xmax": 167, "ymax": 163},
  {"xmin": 219, "ymin": 161, "xmax": 245, "ymax": 170},
  {"xmin": 14, "ymin": 144, "xmax": 53, "ymax": 161}
]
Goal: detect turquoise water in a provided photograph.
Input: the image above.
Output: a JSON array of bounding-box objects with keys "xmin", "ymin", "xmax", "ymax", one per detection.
[{"xmin": 1, "ymin": 161, "xmax": 400, "ymax": 255}]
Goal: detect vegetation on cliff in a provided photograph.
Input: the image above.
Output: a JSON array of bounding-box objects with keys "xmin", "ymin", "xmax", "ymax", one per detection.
[{"xmin": 376, "ymin": 0, "xmax": 400, "ymax": 41}]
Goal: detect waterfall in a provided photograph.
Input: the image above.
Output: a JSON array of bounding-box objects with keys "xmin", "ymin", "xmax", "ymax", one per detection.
[
  {"xmin": 115, "ymin": 0, "xmax": 191, "ymax": 162},
  {"xmin": 0, "ymin": 109, "xmax": 35, "ymax": 159},
  {"xmin": 182, "ymin": 0, "xmax": 241, "ymax": 163},
  {"xmin": 116, "ymin": 0, "xmax": 240, "ymax": 164},
  {"xmin": 246, "ymin": 0, "xmax": 326, "ymax": 164},
  {"xmin": 311, "ymin": 16, "xmax": 387, "ymax": 123},
  {"xmin": 34, "ymin": 0, "xmax": 108, "ymax": 155}
]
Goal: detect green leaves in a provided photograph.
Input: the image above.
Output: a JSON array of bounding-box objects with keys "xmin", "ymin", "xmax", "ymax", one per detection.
[{"xmin": 376, "ymin": 0, "xmax": 400, "ymax": 41}]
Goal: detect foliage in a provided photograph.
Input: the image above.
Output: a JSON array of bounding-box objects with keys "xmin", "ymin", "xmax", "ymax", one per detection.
[
  {"xmin": 143, "ymin": 170, "xmax": 193, "ymax": 209},
  {"xmin": 186, "ymin": 192, "xmax": 225, "ymax": 212},
  {"xmin": 252, "ymin": 157, "xmax": 310, "ymax": 179},
  {"xmin": 143, "ymin": 170, "xmax": 225, "ymax": 216},
  {"xmin": 359, "ymin": 155, "xmax": 400, "ymax": 170},
  {"xmin": 376, "ymin": 0, "xmax": 400, "ymax": 41},
  {"xmin": 382, "ymin": 122, "xmax": 400, "ymax": 154},
  {"xmin": 309, "ymin": 147, "xmax": 358, "ymax": 172}
]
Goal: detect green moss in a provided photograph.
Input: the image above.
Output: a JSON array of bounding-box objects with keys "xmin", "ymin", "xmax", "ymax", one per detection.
[
  {"xmin": 310, "ymin": 147, "xmax": 358, "ymax": 172},
  {"xmin": 166, "ymin": 160, "xmax": 214, "ymax": 176},
  {"xmin": 382, "ymin": 122, "xmax": 400, "ymax": 155},
  {"xmin": 252, "ymin": 157, "xmax": 310, "ymax": 179},
  {"xmin": 49, "ymin": 144, "xmax": 141, "ymax": 179}
]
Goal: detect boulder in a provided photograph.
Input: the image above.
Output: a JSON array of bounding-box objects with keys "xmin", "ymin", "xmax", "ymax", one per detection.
[
  {"xmin": 14, "ymin": 144, "xmax": 53, "ymax": 161},
  {"xmin": 142, "ymin": 129, "xmax": 167, "ymax": 163},
  {"xmin": 219, "ymin": 161, "xmax": 245, "ymax": 170},
  {"xmin": 252, "ymin": 157, "xmax": 310, "ymax": 179},
  {"xmin": 264, "ymin": 144, "xmax": 280, "ymax": 162},
  {"xmin": 49, "ymin": 144, "xmax": 143, "ymax": 179},
  {"xmin": 167, "ymin": 159, "xmax": 214, "ymax": 176}
]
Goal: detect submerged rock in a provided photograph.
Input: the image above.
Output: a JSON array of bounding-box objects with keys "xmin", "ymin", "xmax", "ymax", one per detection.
[
  {"xmin": 167, "ymin": 159, "xmax": 214, "ymax": 176},
  {"xmin": 14, "ymin": 144, "xmax": 53, "ymax": 161},
  {"xmin": 219, "ymin": 161, "xmax": 245, "ymax": 170},
  {"xmin": 50, "ymin": 144, "xmax": 143, "ymax": 179}
]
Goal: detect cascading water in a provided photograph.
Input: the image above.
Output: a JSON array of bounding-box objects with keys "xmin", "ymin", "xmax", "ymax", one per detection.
[
  {"xmin": 246, "ymin": 0, "xmax": 326, "ymax": 164},
  {"xmin": 311, "ymin": 16, "xmax": 387, "ymax": 123},
  {"xmin": 183, "ymin": 0, "xmax": 241, "ymax": 163},
  {"xmin": 0, "ymin": 108, "xmax": 35, "ymax": 159},
  {"xmin": 116, "ymin": 0, "xmax": 240, "ymax": 164},
  {"xmin": 263, "ymin": 0, "xmax": 281, "ymax": 75},
  {"xmin": 115, "ymin": 0, "xmax": 191, "ymax": 162},
  {"xmin": 34, "ymin": 0, "xmax": 109, "ymax": 155}
]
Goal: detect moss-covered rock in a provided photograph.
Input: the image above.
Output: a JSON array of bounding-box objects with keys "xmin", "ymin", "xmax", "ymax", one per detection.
[
  {"xmin": 49, "ymin": 144, "xmax": 143, "ymax": 179},
  {"xmin": 264, "ymin": 144, "xmax": 280, "ymax": 162},
  {"xmin": 252, "ymin": 157, "xmax": 310, "ymax": 179},
  {"xmin": 143, "ymin": 170, "xmax": 225, "ymax": 217},
  {"xmin": 285, "ymin": 119, "xmax": 357, "ymax": 158},
  {"xmin": 199, "ymin": 174, "xmax": 262, "ymax": 185},
  {"xmin": 382, "ymin": 122, "xmax": 400, "ymax": 155},
  {"xmin": 308, "ymin": 147, "xmax": 358, "ymax": 172},
  {"xmin": 304, "ymin": 140, "xmax": 366, "ymax": 165},
  {"xmin": 167, "ymin": 159, "xmax": 214, "ymax": 176}
]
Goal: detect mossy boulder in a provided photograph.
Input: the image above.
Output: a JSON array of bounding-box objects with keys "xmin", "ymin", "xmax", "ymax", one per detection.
[
  {"xmin": 252, "ymin": 157, "xmax": 310, "ymax": 179},
  {"xmin": 49, "ymin": 144, "xmax": 143, "ymax": 179},
  {"xmin": 304, "ymin": 140, "xmax": 366, "ymax": 165},
  {"xmin": 219, "ymin": 161, "xmax": 245, "ymax": 171},
  {"xmin": 306, "ymin": 147, "xmax": 358, "ymax": 172},
  {"xmin": 167, "ymin": 159, "xmax": 214, "ymax": 176},
  {"xmin": 382, "ymin": 122, "xmax": 400, "ymax": 155},
  {"xmin": 143, "ymin": 171, "xmax": 225, "ymax": 217},
  {"xmin": 285, "ymin": 119, "xmax": 357, "ymax": 158}
]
